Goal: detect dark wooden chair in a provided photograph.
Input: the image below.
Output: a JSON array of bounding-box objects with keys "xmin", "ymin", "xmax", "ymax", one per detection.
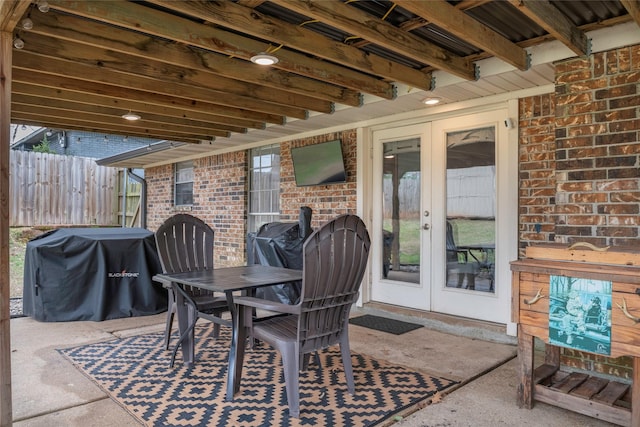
[
  {"xmin": 154, "ymin": 214, "xmax": 230, "ymax": 366},
  {"xmin": 231, "ymin": 214, "xmax": 371, "ymax": 418}
]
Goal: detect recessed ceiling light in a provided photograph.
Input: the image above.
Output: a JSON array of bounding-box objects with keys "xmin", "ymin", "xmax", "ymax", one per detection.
[
  {"xmin": 250, "ymin": 53, "xmax": 279, "ymax": 65},
  {"xmin": 422, "ymin": 97, "xmax": 442, "ymax": 105},
  {"xmin": 122, "ymin": 111, "xmax": 141, "ymax": 121}
]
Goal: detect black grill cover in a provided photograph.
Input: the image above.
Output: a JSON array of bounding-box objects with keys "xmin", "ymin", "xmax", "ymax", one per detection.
[
  {"xmin": 247, "ymin": 207, "xmax": 312, "ymax": 304},
  {"xmin": 23, "ymin": 227, "xmax": 167, "ymax": 322}
]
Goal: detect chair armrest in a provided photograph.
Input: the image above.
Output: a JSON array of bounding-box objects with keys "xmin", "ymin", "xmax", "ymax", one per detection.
[
  {"xmin": 234, "ymin": 296, "xmax": 300, "ymax": 315},
  {"xmin": 152, "ymin": 276, "xmax": 173, "ymax": 289}
]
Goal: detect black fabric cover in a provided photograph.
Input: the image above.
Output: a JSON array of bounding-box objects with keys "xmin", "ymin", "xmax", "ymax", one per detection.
[
  {"xmin": 247, "ymin": 207, "xmax": 312, "ymax": 304},
  {"xmin": 23, "ymin": 227, "xmax": 167, "ymax": 322}
]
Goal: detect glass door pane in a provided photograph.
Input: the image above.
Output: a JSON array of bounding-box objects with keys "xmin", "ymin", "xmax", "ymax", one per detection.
[
  {"xmin": 445, "ymin": 126, "xmax": 496, "ymax": 293},
  {"xmin": 382, "ymin": 138, "xmax": 421, "ymax": 284}
]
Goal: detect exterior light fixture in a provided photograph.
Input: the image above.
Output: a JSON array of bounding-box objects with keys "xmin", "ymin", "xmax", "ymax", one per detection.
[
  {"xmin": 422, "ymin": 97, "xmax": 441, "ymax": 106},
  {"xmin": 250, "ymin": 53, "xmax": 279, "ymax": 65},
  {"xmin": 122, "ymin": 111, "xmax": 141, "ymax": 121},
  {"xmin": 13, "ymin": 36, "xmax": 24, "ymax": 49},
  {"xmin": 21, "ymin": 17, "xmax": 33, "ymax": 30},
  {"xmin": 37, "ymin": 1, "xmax": 50, "ymax": 13}
]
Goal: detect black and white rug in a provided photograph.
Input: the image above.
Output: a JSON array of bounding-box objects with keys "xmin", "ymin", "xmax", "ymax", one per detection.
[{"xmin": 59, "ymin": 324, "xmax": 457, "ymax": 426}]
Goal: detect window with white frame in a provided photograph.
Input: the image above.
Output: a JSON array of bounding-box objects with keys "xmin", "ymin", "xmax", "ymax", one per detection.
[
  {"xmin": 174, "ymin": 160, "xmax": 193, "ymax": 206},
  {"xmin": 248, "ymin": 144, "xmax": 280, "ymax": 232}
]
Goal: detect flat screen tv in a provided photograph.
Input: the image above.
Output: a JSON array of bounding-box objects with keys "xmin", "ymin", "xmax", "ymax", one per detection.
[{"xmin": 291, "ymin": 140, "xmax": 347, "ymax": 186}]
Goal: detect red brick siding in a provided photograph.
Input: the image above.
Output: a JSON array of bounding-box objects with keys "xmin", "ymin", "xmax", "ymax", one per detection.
[
  {"xmin": 147, "ymin": 152, "xmax": 247, "ymax": 268},
  {"xmin": 518, "ymin": 93, "xmax": 557, "ymax": 256},
  {"xmin": 553, "ymin": 46, "xmax": 640, "ymax": 246},
  {"xmin": 146, "ymin": 130, "xmax": 358, "ymax": 266},
  {"xmin": 519, "ymin": 44, "xmax": 640, "ymax": 379},
  {"xmin": 279, "ymin": 130, "xmax": 358, "ymax": 229}
]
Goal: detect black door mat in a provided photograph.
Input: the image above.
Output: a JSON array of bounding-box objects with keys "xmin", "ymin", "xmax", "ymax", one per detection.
[{"xmin": 349, "ymin": 314, "xmax": 423, "ymax": 335}]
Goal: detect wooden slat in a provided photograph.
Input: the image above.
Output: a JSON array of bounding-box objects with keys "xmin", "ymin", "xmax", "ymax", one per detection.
[
  {"xmin": 517, "ymin": 327, "xmax": 535, "ymax": 408},
  {"xmin": 395, "ymin": 0, "xmax": 528, "ymax": 71},
  {"xmin": 525, "ymin": 243, "xmax": 640, "ymax": 266},
  {"xmin": 533, "ymin": 363, "xmax": 559, "ymax": 384},
  {"xmin": 509, "ymin": 0, "xmax": 589, "ymax": 56},
  {"xmin": 511, "ymin": 270, "xmax": 520, "ymax": 323},
  {"xmin": 632, "ymin": 357, "xmax": 640, "ymax": 426},
  {"xmin": 274, "ymin": 0, "xmax": 476, "ymax": 80},
  {"xmin": 570, "ymin": 376, "xmax": 610, "ymax": 399},
  {"xmin": 592, "ymin": 381, "xmax": 631, "ymax": 406},
  {"xmin": 511, "ymin": 259, "xmax": 640, "ymax": 285},
  {"xmin": 146, "ymin": 0, "xmax": 415, "ymax": 96},
  {"xmin": 549, "ymin": 372, "xmax": 589, "ymax": 393},
  {"xmin": 9, "ymin": 151, "xmax": 118, "ymax": 226},
  {"xmin": 535, "ymin": 384, "xmax": 631, "ymax": 426},
  {"xmin": 0, "ymin": 28, "xmax": 14, "ymax": 427}
]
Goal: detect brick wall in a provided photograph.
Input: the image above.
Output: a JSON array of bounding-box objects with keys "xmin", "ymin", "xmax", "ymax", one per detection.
[
  {"xmin": 146, "ymin": 152, "xmax": 247, "ymax": 268},
  {"xmin": 192, "ymin": 152, "xmax": 247, "ymax": 267},
  {"xmin": 554, "ymin": 46, "xmax": 640, "ymax": 246},
  {"xmin": 280, "ymin": 129, "xmax": 358, "ymax": 229},
  {"xmin": 146, "ymin": 130, "xmax": 358, "ymax": 266},
  {"xmin": 518, "ymin": 93, "xmax": 557, "ymax": 256},
  {"xmin": 518, "ymin": 44, "xmax": 640, "ymax": 379}
]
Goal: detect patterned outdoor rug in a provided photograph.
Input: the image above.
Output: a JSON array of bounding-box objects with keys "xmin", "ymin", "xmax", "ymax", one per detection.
[{"xmin": 59, "ymin": 324, "xmax": 458, "ymax": 427}]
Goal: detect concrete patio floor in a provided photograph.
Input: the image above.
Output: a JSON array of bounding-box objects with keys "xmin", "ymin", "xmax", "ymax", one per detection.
[{"xmin": 9, "ymin": 307, "xmax": 616, "ymax": 426}]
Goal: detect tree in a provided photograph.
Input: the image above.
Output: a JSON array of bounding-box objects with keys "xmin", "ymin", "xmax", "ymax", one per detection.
[{"xmin": 32, "ymin": 134, "xmax": 55, "ymax": 154}]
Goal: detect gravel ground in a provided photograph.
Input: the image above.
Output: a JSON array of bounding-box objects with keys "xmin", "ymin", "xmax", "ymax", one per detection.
[{"xmin": 10, "ymin": 298, "xmax": 24, "ymax": 318}]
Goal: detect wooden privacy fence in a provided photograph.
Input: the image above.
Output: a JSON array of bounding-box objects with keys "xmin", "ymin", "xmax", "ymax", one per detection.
[{"xmin": 10, "ymin": 151, "xmax": 119, "ymax": 226}]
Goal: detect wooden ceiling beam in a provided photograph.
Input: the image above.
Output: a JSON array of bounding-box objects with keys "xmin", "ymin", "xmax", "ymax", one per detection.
[
  {"xmin": 509, "ymin": 0, "xmax": 589, "ymax": 56},
  {"xmin": 12, "ymin": 82, "xmax": 263, "ymax": 130},
  {"xmin": 48, "ymin": 0, "xmax": 397, "ymax": 99},
  {"xmin": 11, "ymin": 104, "xmax": 230, "ymax": 139},
  {"xmin": 0, "ymin": 0, "xmax": 29, "ymax": 31},
  {"xmin": 273, "ymin": 0, "xmax": 475, "ymax": 81},
  {"xmin": 13, "ymin": 48, "xmax": 311, "ymax": 120},
  {"xmin": 18, "ymin": 32, "xmax": 326, "ymax": 117},
  {"xmin": 620, "ymin": 0, "xmax": 640, "ymax": 27},
  {"xmin": 29, "ymin": 10, "xmax": 361, "ymax": 107},
  {"xmin": 395, "ymin": 0, "xmax": 529, "ymax": 71},
  {"xmin": 11, "ymin": 94, "xmax": 248, "ymax": 135},
  {"xmin": 150, "ymin": 0, "xmax": 432, "ymax": 93},
  {"xmin": 12, "ymin": 69, "xmax": 284, "ymax": 125},
  {"xmin": 12, "ymin": 114, "xmax": 210, "ymax": 143}
]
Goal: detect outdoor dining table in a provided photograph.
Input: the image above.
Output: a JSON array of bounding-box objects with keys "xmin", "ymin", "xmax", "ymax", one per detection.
[{"xmin": 153, "ymin": 265, "xmax": 302, "ymax": 400}]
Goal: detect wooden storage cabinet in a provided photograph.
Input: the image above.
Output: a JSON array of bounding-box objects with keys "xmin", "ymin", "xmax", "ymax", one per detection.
[{"xmin": 512, "ymin": 247, "xmax": 640, "ymax": 427}]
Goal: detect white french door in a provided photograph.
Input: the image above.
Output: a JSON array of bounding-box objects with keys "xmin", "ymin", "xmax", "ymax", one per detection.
[
  {"xmin": 371, "ymin": 123, "xmax": 431, "ymax": 310},
  {"xmin": 370, "ymin": 108, "xmax": 515, "ymax": 324}
]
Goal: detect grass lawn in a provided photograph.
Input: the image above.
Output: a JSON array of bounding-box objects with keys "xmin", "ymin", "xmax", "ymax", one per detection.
[
  {"xmin": 384, "ymin": 218, "xmax": 494, "ymax": 265},
  {"xmin": 9, "ymin": 228, "xmax": 47, "ymax": 298}
]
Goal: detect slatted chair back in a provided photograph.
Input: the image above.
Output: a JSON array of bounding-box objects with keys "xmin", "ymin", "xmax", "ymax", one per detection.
[
  {"xmin": 155, "ymin": 214, "xmax": 214, "ymax": 297},
  {"xmin": 298, "ymin": 214, "xmax": 370, "ymax": 355}
]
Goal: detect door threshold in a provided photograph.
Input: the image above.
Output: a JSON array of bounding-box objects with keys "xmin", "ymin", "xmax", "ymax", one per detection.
[{"xmin": 353, "ymin": 302, "xmax": 516, "ymax": 346}]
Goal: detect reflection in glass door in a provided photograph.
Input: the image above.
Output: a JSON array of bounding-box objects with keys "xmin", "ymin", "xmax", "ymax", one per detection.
[
  {"xmin": 382, "ymin": 139, "xmax": 421, "ymax": 284},
  {"xmin": 444, "ymin": 126, "xmax": 496, "ymax": 293},
  {"xmin": 371, "ymin": 123, "xmax": 430, "ymax": 311}
]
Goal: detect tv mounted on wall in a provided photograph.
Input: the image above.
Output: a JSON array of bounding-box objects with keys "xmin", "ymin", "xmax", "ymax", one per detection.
[{"xmin": 291, "ymin": 139, "xmax": 347, "ymax": 187}]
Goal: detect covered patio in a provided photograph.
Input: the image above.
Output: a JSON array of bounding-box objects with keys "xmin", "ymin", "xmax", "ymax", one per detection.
[
  {"xmin": 2, "ymin": 1, "xmax": 640, "ymax": 425},
  {"xmin": 10, "ymin": 307, "xmax": 616, "ymax": 426}
]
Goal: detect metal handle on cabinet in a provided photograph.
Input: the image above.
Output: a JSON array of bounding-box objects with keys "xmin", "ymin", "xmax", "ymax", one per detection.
[
  {"xmin": 523, "ymin": 289, "xmax": 545, "ymax": 306},
  {"xmin": 567, "ymin": 242, "xmax": 610, "ymax": 252},
  {"xmin": 423, "ymin": 224, "xmax": 430, "ymax": 230},
  {"xmin": 616, "ymin": 298, "xmax": 640, "ymax": 324}
]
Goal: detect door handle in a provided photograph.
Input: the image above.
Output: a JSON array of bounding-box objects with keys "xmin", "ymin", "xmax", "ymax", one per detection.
[{"xmin": 423, "ymin": 224, "xmax": 430, "ymax": 230}]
